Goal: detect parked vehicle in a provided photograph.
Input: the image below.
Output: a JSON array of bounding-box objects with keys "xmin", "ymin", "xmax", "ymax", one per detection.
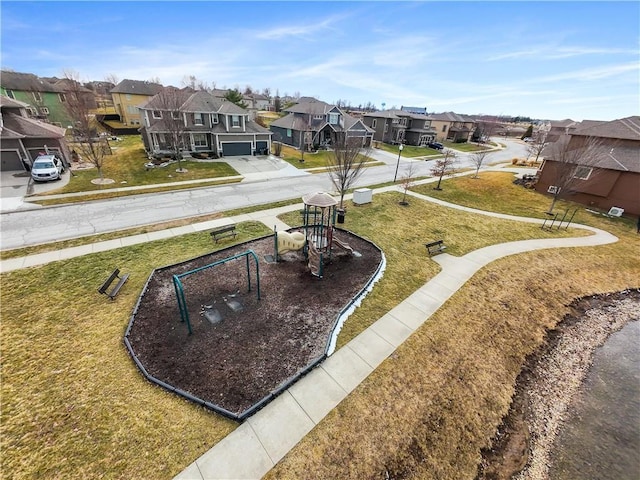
[
  {"xmin": 30, "ymin": 154, "xmax": 65, "ymax": 182},
  {"xmin": 427, "ymin": 141, "xmax": 444, "ymax": 150}
]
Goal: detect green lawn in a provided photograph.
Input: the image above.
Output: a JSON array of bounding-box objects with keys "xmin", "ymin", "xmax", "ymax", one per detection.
[
  {"xmin": 43, "ymin": 136, "xmax": 239, "ymax": 195},
  {"xmin": 442, "ymin": 140, "xmax": 492, "ymax": 152},
  {"xmin": 375, "ymin": 142, "xmax": 441, "ymax": 157}
]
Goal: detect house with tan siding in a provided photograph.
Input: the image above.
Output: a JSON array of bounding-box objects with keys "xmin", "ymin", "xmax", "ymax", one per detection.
[{"xmin": 110, "ymin": 79, "xmax": 163, "ymax": 127}]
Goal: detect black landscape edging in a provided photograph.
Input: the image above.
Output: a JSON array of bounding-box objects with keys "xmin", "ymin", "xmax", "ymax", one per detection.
[{"xmin": 123, "ymin": 229, "xmax": 384, "ymax": 421}]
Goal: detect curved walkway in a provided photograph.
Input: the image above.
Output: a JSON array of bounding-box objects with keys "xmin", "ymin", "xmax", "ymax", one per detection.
[
  {"xmin": 172, "ymin": 196, "xmax": 617, "ymax": 480},
  {"xmin": 0, "ymin": 182, "xmax": 618, "ymax": 480}
]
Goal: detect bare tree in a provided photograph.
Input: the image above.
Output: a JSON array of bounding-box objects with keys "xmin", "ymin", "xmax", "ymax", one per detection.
[
  {"xmin": 527, "ymin": 130, "xmax": 549, "ymax": 164},
  {"xmin": 104, "ymin": 73, "xmax": 119, "ymax": 86},
  {"xmin": 151, "ymin": 87, "xmax": 190, "ymax": 173},
  {"xmin": 326, "ymin": 133, "xmax": 371, "ymax": 210},
  {"xmin": 181, "ymin": 75, "xmax": 209, "ymax": 91},
  {"xmin": 63, "ymin": 70, "xmax": 110, "ymax": 181},
  {"xmin": 430, "ymin": 148, "xmax": 457, "ymax": 190},
  {"xmin": 469, "ymin": 149, "xmax": 492, "ymax": 178},
  {"xmin": 541, "ymin": 135, "xmax": 606, "ymax": 213},
  {"xmin": 399, "ymin": 161, "xmax": 419, "ymax": 205}
]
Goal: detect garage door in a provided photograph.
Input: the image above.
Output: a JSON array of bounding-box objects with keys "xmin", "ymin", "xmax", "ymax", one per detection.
[
  {"xmin": 256, "ymin": 141, "xmax": 268, "ymax": 155},
  {"xmin": 0, "ymin": 150, "xmax": 25, "ymax": 171},
  {"xmin": 222, "ymin": 142, "xmax": 252, "ymax": 156}
]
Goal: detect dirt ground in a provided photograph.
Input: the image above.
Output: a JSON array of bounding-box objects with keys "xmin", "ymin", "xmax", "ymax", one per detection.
[
  {"xmin": 126, "ymin": 229, "xmax": 383, "ymax": 418},
  {"xmin": 476, "ymin": 289, "xmax": 640, "ymax": 480}
]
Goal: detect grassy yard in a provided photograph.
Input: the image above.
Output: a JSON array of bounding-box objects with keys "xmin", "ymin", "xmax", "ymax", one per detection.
[
  {"xmin": 279, "ymin": 144, "xmax": 375, "ymax": 169},
  {"xmin": 442, "ymin": 140, "xmax": 492, "ymax": 152},
  {"xmin": 41, "ymin": 136, "xmax": 239, "ymax": 195},
  {"xmin": 2, "ymin": 173, "xmax": 637, "ymax": 479},
  {"xmin": 375, "ymin": 142, "xmax": 441, "ymax": 157}
]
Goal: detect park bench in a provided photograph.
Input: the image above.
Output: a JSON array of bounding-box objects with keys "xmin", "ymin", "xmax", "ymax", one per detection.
[
  {"xmin": 210, "ymin": 224, "xmax": 237, "ymax": 243},
  {"xmin": 98, "ymin": 268, "xmax": 130, "ymax": 300},
  {"xmin": 425, "ymin": 239, "xmax": 447, "ymax": 256}
]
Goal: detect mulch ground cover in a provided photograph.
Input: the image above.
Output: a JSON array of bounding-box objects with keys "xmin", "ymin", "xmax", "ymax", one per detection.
[{"xmin": 126, "ymin": 228, "xmax": 383, "ymax": 418}]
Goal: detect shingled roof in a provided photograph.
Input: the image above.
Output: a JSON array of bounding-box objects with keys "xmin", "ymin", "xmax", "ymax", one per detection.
[
  {"xmin": 572, "ymin": 116, "xmax": 640, "ymax": 141},
  {"xmin": 0, "ymin": 71, "xmax": 64, "ymax": 93},
  {"xmin": 111, "ymin": 79, "xmax": 164, "ymax": 96}
]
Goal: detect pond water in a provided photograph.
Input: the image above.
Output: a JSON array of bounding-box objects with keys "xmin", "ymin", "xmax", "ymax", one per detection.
[{"xmin": 548, "ymin": 320, "xmax": 640, "ymax": 479}]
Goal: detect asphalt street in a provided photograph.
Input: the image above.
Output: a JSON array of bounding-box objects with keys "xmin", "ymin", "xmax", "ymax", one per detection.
[{"xmin": 0, "ymin": 139, "xmax": 529, "ymax": 250}]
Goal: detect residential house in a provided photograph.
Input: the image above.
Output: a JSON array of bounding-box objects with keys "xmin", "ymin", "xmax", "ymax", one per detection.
[
  {"xmin": 362, "ymin": 109, "xmax": 436, "ymax": 146},
  {"xmin": 428, "ymin": 112, "xmax": 476, "ymax": 142},
  {"xmin": 535, "ymin": 116, "xmax": 640, "ymax": 216},
  {"xmin": 0, "ymin": 70, "xmax": 72, "ymax": 127},
  {"xmin": 138, "ymin": 89, "xmax": 272, "ymax": 157},
  {"xmin": 0, "ymin": 95, "xmax": 70, "ymax": 171},
  {"xmin": 270, "ymin": 99, "xmax": 374, "ymax": 149},
  {"xmin": 546, "ymin": 119, "xmax": 579, "ymax": 142},
  {"xmin": 110, "ymin": 79, "xmax": 164, "ymax": 127}
]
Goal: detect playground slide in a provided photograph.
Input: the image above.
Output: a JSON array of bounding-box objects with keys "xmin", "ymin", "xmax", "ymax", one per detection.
[
  {"xmin": 333, "ymin": 236, "xmax": 354, "ymax": 254},
  {"xmin": 307, "ymin": 241, "xmax": 322, "ymax": 277},
  {"xmin": 277, "ymin": 231, "xmax": 306, "ymax": 254}
]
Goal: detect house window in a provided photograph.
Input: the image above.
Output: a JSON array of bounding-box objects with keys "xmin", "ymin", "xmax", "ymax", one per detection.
[
  {"xmin": 193, "ymin": 133, "xmax": 207, "ymax": 147},
  {"xmin": 171, "ymin": 111, "xmax": 181, "ymax": 120},
  {"xmin": 212, "ymin": 114, "xmax": 218, "ymax": 124},
  {"xmin": 573, "ymin": 166, "xmax": 593, "ymax": 180},
  {"xmin": 33, "ymin": 91, "xmax": 42, "ymax": 102},
  {"xmin": 152, "ymin": 110, "xmax": 162, "ymax": 119},
  {"xmin": 59, "ymin": 93, "xmax": 66, "ymax": 102},
  {"xmin": 127, "ymin": 105, "xmax": 138, "ymax": 114},
  {"xmin": 126, "ymin": 94, "xmax": 132, "ymax": 100},
  {"xmin": 372, "ymin": 119, "xmax": 377, "ymax": 128},
  {"xmin": 27, "ymin": 107, "xmax": 37, "ymax": 116},
  {"xmin": 194, "ymin": 113, "xmax": 203, "ymax": 125},
  {"xmin": 286, "ymin": 129, "xmax": 292, "ymax": 137},
  {"xmin": 329, "ymin": 113, "xmax": 339, "ymax": 125},
  {"xmin": 6, "ymin": 90, "xmax": 14, "ymax": 99},
  {"xmin": 384, "ymin": 123, "xmax": 388, "ymax": 133},
  {"xmin": 40, "ymin": 107, "xmax": 49, "ymax": 114},
  {"xmin": 442, "ymin": 125, "xmax": 447, "ymax": 132},
  {"xmin": 314, "ymin": 114, "xmax": 324, "ymax": 120},
  {"xmin": 232, "ymin": 115, "xmax": 241, "ymax": 128}
]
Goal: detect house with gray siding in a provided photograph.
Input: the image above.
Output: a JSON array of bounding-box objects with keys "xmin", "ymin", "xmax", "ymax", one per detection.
[
  {"xmin": 362, "ymin": 109, "xmax": 437, "ymax": 146},
  {"xmin": 0, "ymin": 95, "xmax": 70, "ymax": 171},
  {"xmin": 270, "ymin": 99, "xmax": 373, "ymax": 149},
  {"xmin": 139, "ymin": 89, "xmax": 272, "ymax": 157}
]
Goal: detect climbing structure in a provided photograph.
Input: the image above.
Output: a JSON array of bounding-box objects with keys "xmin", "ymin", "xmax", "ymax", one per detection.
[{"xmin": 301, "ymin": 192, "xmax": 340, "ymax": 278}]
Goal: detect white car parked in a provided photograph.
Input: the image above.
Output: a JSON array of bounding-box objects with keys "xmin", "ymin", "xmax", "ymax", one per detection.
[{"xmin": 30, "ymin": 154, "xmax": 65, "ymax": 182}]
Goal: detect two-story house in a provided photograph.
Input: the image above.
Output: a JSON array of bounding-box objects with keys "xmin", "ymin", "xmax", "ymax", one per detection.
[
  {"xmin": 270, "ymin": 99, "xmax": 373, "ymax": 149},
  {"xmin": 535, "ymin": 116, "xmax": 640, "ymax": 216},
  {"xmin": 0, "ymin": 71, "xmax": 72, "ymax": 127},
  {"xmin": 110, "ymin": 79, "xmax": 164, "ymax": 126},
  {"xmin": 362, "ymin": 109, "xmax": 437, "ymax": 146},
  {"xmin": 0, "ymin": 95, "xmax": 70, "ymax": 171},
  {"xmin": 138, "ymin": 89, "xmax": 272, "ymax": 157},
  {"xmin": 428, "ymin": 112, "xmax": 476, "ymax": 143}
]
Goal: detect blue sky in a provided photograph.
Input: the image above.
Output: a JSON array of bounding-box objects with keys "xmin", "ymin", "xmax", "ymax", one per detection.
[{"xmin": 2, "ymin": 1, "xmax": 638, "ymax": 121}]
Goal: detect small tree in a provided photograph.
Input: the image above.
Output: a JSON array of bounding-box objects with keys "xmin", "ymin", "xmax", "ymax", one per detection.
[
  {"xmin": 431, "ymin": 148, "xmax": 457, "ymax": 190},
  {"xmin": 152, "ymin": 87, "xmax": 190, "ymax": 172},
  {"xmin": 63, "ymin": 70, "xmax": 110, "ymax": 181},
  {"xmin": 527, "ymin": 130, "xmax": 549, "ymax": 164},
  {"xmin": 469, "ymin": 149, "xmax": 492, "ymax": 178},
  {"xmin": 399, "ymin": 161, "xmax": 419, "ymax": 205},
  {"xmin": 542, "ymin": 135, "xmax": 606, "ymax": 213},
  {"xmin": 326, "ymin": 133, "xmax": 371, "ymax": 210},
  {"xmin": 521, "ymin": 124, "xmax": 534, "ymax": 139}
]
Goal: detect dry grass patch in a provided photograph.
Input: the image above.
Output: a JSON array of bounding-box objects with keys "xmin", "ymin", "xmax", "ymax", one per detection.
[
  {"xmin": 1, "ymin": 222, "xmax": 271, "ymax": 479},
  {"xmin": 266, "ymin": 221, "xmax": 639, "ymax": 480}
]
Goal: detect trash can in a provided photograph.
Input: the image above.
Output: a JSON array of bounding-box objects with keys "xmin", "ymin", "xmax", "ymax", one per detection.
[{"xmin": 337, "ymin": 208, "xmax": 345, "ymax": 224}]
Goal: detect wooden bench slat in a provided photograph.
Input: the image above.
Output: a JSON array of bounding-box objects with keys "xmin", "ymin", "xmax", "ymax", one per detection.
[
  {"xmin": 425, "ymin": 240, "xmax": 446, "ymax": 256},
  {"xmin": 98, "ymin": 268, "xmax": 129, "ymax": 299},
  {"xmin": 210, "ymin": 224, "xmax": 237, "ymax": 243}
]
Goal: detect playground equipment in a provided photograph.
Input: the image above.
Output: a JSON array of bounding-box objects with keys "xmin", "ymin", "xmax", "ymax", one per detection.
[
  {"xmin": 172, "ymin": 250, "xmax": 260, "ymax": 334},
  {"xmin": 275, "ymin": 230, "xmax": 306, "ymax": 254}
]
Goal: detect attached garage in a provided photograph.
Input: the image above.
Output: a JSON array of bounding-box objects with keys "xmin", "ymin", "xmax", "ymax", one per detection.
[
  {"xmin": 1, "ymin": 150, "xmax": 25, "ymax": 171},
  {"xmin": 222, "ymin": 142, "xmax": 252, "ymax": 156}
]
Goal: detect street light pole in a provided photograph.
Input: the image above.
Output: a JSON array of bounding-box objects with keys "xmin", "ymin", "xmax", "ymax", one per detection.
[{"xmin": 393, "ymin": 143, "xmax": 404, "ymax": 182}]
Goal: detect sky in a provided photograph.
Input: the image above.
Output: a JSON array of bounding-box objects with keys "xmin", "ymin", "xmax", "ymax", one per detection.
[{"xmin": 1, "ymin": 1, "xmax": 639, "ymax": 121}]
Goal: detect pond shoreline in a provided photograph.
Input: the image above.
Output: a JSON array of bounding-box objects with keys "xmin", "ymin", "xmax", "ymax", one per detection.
[{"xmin": 477, "ymin": 288, "xmax": 640, "ymax": 480}]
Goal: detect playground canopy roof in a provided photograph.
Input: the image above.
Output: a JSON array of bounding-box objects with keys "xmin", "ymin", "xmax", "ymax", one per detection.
[{"xmin": 302, "ymin": 192, "xmax": 338, "ymax": 208}]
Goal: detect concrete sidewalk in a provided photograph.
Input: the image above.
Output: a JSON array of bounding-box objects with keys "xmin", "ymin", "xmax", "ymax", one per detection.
[
  {"xmin": 1, "ymin": 174, "xmax": 615, "ymax": 480},
  {"xmin": 172, "ymin": 200, "xmax": 617, "ymax": 480}
]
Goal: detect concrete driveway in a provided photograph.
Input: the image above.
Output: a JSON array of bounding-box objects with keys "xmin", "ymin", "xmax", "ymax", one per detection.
[{"xmin": 0, "ymin": 169, "xmax": 71, "ymax": 212}]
